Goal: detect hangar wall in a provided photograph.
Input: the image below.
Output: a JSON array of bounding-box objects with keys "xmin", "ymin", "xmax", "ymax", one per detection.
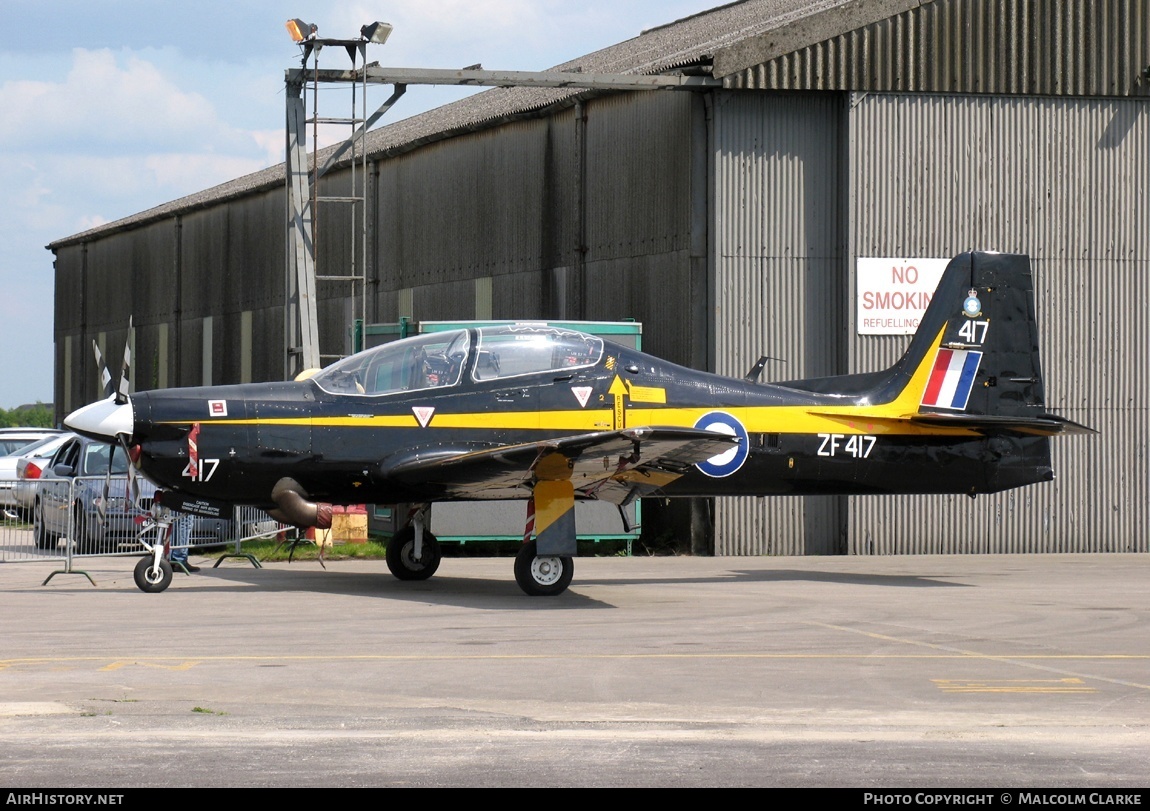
[
  {"xmin": 711, "ymin": 90, "xmax": 847, "ymax": 555},
  {"xmin": 846, "ymin": 92, "xmax": 1149, "ymax": 554},
  {"xmin": 709, "ymin": 88, "xmax": 1149, "ymax": 556},
  {"xmin": 366, "ymin": 91, "xmax": 706, "ymax": 368},
  {"xmin": 53, "ymin": 186, "xmax": 287, "ymax": 415}
]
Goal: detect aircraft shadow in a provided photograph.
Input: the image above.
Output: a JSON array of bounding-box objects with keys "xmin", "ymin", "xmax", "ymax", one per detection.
[
  {"xmin": 179, "ymin": 565, "xmax": 615, "ymax": 609},
  {"xmin": 20, "ymin": 561, "xmax": 970, "ymax": 608}
]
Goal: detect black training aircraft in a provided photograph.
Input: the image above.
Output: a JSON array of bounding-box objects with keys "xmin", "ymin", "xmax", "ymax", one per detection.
[{"xmin": 66, "ymin": 251, "xmax": 1091, "ymax": 595}]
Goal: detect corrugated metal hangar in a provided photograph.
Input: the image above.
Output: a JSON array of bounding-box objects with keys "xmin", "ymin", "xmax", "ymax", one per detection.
[{"xmin": 49, "ymin": 0, "xmax": 1149, "ymax": 556}]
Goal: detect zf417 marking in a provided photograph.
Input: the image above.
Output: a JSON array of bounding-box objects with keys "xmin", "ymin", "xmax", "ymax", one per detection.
[{"xmin": 817, "ymin": 434, "xmax": 877, "ymax": 459}]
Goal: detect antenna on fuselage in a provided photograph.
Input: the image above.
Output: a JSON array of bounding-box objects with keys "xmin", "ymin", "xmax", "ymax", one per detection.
[{"xmin": 744, "ymin": 356, "xmax": 787, "ymax": 382}]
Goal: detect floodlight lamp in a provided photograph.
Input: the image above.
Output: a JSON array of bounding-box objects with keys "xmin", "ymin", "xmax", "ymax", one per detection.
[
  {"xmin": 286, "ymin": 19, "xmax": 317, "ymax": 43},
  {"xmin": 361, "ymin": 22, "xmax": 393, "ymax": 45}
]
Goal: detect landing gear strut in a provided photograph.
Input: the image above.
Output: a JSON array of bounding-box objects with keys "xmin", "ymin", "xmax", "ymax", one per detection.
[{"xmin": 386, "ymin": 519, "xmax": 442, "ymax": 581}]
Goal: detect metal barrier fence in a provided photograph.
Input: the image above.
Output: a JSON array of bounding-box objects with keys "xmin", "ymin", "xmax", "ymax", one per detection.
[{"xmin": 0, "ymin": 475, "xmax": 290, "ymax": 568}]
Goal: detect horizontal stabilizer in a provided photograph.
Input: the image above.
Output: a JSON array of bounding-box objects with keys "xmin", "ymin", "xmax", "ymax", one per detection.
[{"xmin": 908, "ymin": 412, "xmax": 1096, "ymax": 437}]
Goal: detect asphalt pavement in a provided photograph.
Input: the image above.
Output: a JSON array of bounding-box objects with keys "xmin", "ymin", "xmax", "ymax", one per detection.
[{"xmin": 0, "ymin": 551, "xmax": 1147, "ymax": 788}]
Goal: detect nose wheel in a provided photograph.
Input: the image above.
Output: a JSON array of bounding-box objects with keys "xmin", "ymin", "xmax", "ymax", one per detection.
[
  {"xmin": 133, "ymin": 557, "xmax": 173, "ymax": 593},
  {"xmin": 514, "ymin": 540, "xmax": 573, "ymax": 596}
]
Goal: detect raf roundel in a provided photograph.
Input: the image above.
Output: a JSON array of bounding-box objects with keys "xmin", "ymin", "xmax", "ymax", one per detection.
[{"xmin": 693, "ymin": 411, "xmax": 749, "ymax": 478}]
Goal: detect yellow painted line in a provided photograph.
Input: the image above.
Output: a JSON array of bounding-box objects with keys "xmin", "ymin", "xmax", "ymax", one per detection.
[
  {"xmin": 933, "ymin": 678, "xmax": 1095, "ymax": 694},
  {"xmin": 810, "ymin": 621, "xmax": 1150, "ymax": 691},
  {"xmin": 1, "ymin": 654, "xmax": 1147, "ymax": 667},
  {"xmin": 100, "ymin": 660, "xmax": 201, "ymax": 672}
]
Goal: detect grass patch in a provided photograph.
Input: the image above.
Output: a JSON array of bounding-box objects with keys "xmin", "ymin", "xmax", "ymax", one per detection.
[{"xmin": 229, "ymin": 538, "xmax": 390, "ymax": 562}]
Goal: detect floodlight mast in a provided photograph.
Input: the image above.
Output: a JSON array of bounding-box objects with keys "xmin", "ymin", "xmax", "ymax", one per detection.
[
  {"xmin": 283, "ymin": 19, "xmax": 721, "ymax": 378},
  {"xmin": 284, "ymin": 20, "xmax": 390, "ymax": 376}
]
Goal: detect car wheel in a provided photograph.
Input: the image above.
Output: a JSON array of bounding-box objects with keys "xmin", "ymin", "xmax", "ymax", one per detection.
[
  {"xmin": 73, "ymin": 505, "xmax": 98, "ymax": 555},
  {"xmin": 32, "ymin": 500, "xmax": 57, "ymax": 551}
]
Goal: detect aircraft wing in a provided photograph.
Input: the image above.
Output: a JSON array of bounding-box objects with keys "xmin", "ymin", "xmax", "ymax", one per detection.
[{"xmin": 380, "ymin": 426, "xmax": 739, "ymax": 504}]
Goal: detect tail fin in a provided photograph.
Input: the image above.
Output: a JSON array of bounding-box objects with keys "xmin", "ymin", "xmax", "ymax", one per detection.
[
  {"xmin": 781, "ymin": 251, "xmax": 1092, "ymax": 435},
  {"xmin": 879, "ymin": 252, "xmax": 1092, "ymax": 436},
  {"xmin": 784, "ymin": 252, "xmax": 1091, "ymax": 494}
]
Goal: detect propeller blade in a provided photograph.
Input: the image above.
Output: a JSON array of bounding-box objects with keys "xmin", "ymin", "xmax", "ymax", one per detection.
[
  {"xmin": 118, "ymin": 436, "xmax": 142, "ymax": 509},
  {"xmin": 116, "ymin": 317, "xmax": 132, "ymax": 405},
  {"xmin": 92, "ymin": 341, "xmax": 114, "ymax": 399},
  {"xmin": 98, "ymin": 445, "xmax": 112, "ymax": 524}
]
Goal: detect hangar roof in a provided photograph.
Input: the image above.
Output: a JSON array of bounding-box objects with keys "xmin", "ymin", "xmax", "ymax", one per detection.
[
  {"xmin": 51, "ymin": 0, "xmax": 1150, "ymax": 248},
  {"xmin": 47, "ymin": 0, "xmax": 919, "ymax": 248}
]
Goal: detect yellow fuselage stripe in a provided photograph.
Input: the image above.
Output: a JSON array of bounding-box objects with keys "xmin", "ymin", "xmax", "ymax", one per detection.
[{"xmin": 163, "ymin": 330, "xmax": 972, "ymax": 437}]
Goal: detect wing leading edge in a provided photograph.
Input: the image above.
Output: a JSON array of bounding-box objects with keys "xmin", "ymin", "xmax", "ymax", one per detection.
[{"xmin": 381, "ymin": 426, "xmax": 739, "ymax": 504}]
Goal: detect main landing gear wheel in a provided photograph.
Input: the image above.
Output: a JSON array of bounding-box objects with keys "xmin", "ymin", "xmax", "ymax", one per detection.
[
  {"xmin": 386, "ymin": 526, "xmax": 442, "ymax": 581},
  {"xmin": 514, "ymin": 540, "xmax": 574, "ymax": 597},
  {"xmin": 133, "ymin": 557, "xmax": 173, "ymax": 593}
]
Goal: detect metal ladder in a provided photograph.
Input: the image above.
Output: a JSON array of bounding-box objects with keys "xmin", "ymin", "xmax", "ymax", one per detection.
[{"xmin": 285, "ymin": 40, "xmax": 371, "ymax": 377}]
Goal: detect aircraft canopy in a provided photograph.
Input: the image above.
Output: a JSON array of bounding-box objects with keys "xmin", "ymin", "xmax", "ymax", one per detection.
[{"xmin": 312, "ymin": 325, "xmax": 605, "ymax": 397}]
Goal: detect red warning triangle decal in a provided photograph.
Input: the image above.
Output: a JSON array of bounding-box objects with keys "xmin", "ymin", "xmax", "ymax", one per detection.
[{"xmin": 412, "ymin": 406, "xmax": 435, "ymax": 427}]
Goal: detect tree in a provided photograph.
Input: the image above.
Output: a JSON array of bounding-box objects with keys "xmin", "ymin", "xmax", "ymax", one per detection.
[{"xmin": 0, "ymin": 403, "xmax": 55, "ymax": 429}]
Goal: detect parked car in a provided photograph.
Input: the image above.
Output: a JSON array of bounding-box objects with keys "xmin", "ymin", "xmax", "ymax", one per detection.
[
  {"xmin": 0, "ymin": 433, "xmax": 70, "ymax": 518},
  {"xmin": 0, "ymin": 427, "xmax": 63, "ymax": 457},
  {"xmin": 32, "ymin": 434, "xmax": 244, "ymax": 553},
  {"xmin": 7, "ymin": 433, "xmax": 75, "ymax": 518},
  {"xmin": 32, "ymin": 435, "xmax": 156, "ymax": 552}
]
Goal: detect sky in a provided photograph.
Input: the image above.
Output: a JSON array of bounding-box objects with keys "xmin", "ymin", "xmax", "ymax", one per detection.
[{"xmin": 0, "ymin": 0, "xmax": 724, "ymax": 411}]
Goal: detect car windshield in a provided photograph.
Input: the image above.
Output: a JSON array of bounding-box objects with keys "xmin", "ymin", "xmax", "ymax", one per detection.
[{"xmin": 312, "ymin": 330, "xmax": 472, "ymax": 396}]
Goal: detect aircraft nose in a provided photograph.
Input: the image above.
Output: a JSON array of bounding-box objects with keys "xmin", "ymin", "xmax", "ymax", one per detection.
[{"xmin": 65, "ymin": 397, "xmax": 134, "ymax": 443}]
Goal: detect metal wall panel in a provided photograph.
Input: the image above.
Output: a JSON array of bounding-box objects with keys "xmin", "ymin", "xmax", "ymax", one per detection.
[
  {"xmin": 711, "ymin": 91, "xmax": 845, "ymax": 555},
  {"xmin": 369, "ymin": 94, "xmax": 704, "ymax": 365},
  {"xmin": 374, "ymin": 119, "xmax": 554, "ymax": 291},
  {"xmin": 177, "ymin": 192, "xmax": 285, "ymax": 384},
  {"xmin": 52, "ymin": 246, "xmax": 84, "ymax": 415},
  {"xmin": 849, "ymin": 92, "xmax": 1150, "ymax": 554},
  {"xmin": 726, "ymin": 0, "xmax": 1150, "ymax": 98},
  {"xmin": 81, "ymin": 222, "xmax": 177, "ymax": 331},
  {"xmin": 179, "ymin": 208, "xmax": 229, "ymax": 320},
  {"xmin": 371, "ymin": 113, "xmax": 579, "ymax": 329},
  {"xmin": 584, "ymin": 92, "xmax": 694, "ymax": 261},
  {"xmin": 582, "ymin": 252, "xmax": 692, "ymax": 365},
  {"xmin": 491, "ymin": 271, "xmax": 549, "ymax": 321}
]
